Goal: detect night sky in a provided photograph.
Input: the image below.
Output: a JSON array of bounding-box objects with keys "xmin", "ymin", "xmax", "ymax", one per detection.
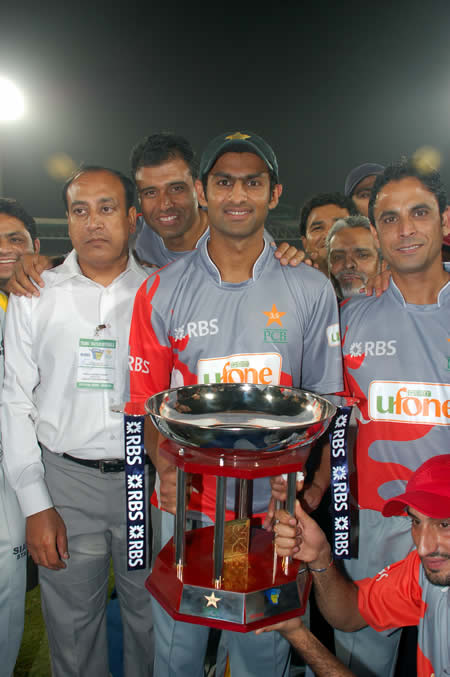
[{"xmin": 1, "ymin": 0, "xmax": 450, "ymax": 218}]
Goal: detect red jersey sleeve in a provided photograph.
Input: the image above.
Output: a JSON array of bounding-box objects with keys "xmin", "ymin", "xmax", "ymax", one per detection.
[
  {"xmin": 356, "ymin": 551, "xmax": 426, "ymax": 631},
  {"xmin": 128, "ymin": 273, "xmax": 173, "ymax": 407}
]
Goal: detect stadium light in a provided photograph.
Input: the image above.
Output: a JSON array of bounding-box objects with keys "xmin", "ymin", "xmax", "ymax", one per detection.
[{"xmin": 0, "ymin": 77, "xmax": 25, "ymax": 121}]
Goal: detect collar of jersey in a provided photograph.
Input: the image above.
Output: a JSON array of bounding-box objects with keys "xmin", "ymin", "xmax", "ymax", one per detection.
[
  {"xmin": 389, "ymin": 261, "xmax": 450, "ymax": 310},
  {"xmin": 198, "ymin": 234, "xmax": 272, "ymax": 288},
  {"xmin": 138, "ymin": 216, "xmax": 210, "ymax": 265}
]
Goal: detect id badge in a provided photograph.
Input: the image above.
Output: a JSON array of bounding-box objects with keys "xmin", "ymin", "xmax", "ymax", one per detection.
[{"xmin": 77, "ymin": 338, "xmax": 117, "ymax": 390}]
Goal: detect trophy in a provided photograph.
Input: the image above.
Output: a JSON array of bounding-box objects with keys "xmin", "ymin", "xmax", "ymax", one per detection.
[{"xmin": 145, "ymin": 383, "xmax": 336, "ymax": 631}]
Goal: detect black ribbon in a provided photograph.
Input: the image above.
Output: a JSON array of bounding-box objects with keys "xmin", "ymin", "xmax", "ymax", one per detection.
[
  {"xmin": 329, "ymin": 406, "xmax": 352, "ymax": 560},
  {"xmin": 124, "ymin": 414, "xmax": 147, "ymax": 571}
]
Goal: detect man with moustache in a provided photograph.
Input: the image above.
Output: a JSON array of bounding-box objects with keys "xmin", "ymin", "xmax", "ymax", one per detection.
[
  {"xmin": 6, "ymin": 134, "xmax": 301, "ymax": 298},
  {"xmin": 326, "ymin": 215, "xmax": 382, "ymax": 298},
  {"xmin": 270, "ymin": 454, "xmax": 450, "ymax": 677},
  {"xmin": 333, "ymin": 158, "xmax": 450, "ymax": 676},
  {"xmin": 1, "ymin": 167, "xmax": 154, "ymax": 677},
  {"xmin": 128, "ymin": 131, "xmax": 343, "ymax": 677}
]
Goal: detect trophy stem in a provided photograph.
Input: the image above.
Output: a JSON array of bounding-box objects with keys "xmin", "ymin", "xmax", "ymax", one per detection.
[
  {"xmin": 238, "ymin": 478, "xmax": 248, "ymax": 519},
  {"xmin": 286, "ymin": 471, "xmax": 297, "ymax": 515},
  {"xmin": 283, "ymin": 472, "xmax": 298, "ymax": 574},
  {"xmin": 213, "ymin": 475, "xmax": 227, "ymax": 588},
  {"xmin": 174, "ymin": 465, "xmax": 187, "ymax": 579},
  {"xmin": 272, "ymin": 499, "xmax": 282, "ymax": 582}
]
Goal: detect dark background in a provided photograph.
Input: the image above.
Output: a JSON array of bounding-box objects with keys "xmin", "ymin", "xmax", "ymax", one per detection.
[{"xmin": 1, "ymin": 0, "xmax": 450, "ymax": 219}]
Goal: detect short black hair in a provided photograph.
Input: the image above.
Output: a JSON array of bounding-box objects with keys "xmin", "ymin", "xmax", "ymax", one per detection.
[
  {"xmin": 62, "ymin": 165, "xmax": 135, "ymax": 212},
  {"xmin": 130, "ymin": 133, "xmax": 198, "ymax": 180},
  {"xmin": 299, "ymin": 192, "xmax": 357, "ymax": 237},
  {"xmin": 368, "ymin": 158, "xmax": 447, "ymax": 226},
  {"xmin": 0, "ymin": 198, "xmax": 38, "ymax": 241}
]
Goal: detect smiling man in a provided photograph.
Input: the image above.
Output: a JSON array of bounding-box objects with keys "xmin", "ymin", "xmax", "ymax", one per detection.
[
  {"xmin": 272, "ymin": 453, "xmax": 450, "ymax": 677},
  {"xmin": 0, "ymin": 198, "xmax": 40, "ymax": 290},
  {"xmin": 131, "ymin": 132, "xmax": 302, "ymax": 268},
  {"xmin": 299, "ymin": 192, "xmax": 357, "ymax": 275},
  {"xmin": 129, "ymin": 131, "xmax": 343, "ymax": 677},
  {"xmin": 1, "ymin": 167, "xmax": 154, "ymax": 677},
  {"xmin": 333, "ymin": 158, "xmax": 450, "ymax": 676},
  {"xmin": 326, "ymin": 215, "xmax": 381, "ymax": 298}
]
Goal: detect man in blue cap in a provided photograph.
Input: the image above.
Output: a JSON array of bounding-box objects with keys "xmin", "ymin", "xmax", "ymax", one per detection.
[{"xmin": 344, "ymin": 163, "xmax": 385, "ymax": 217}]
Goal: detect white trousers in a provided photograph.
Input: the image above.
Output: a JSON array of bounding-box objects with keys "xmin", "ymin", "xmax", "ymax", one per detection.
[{"xmin": 0, "ymin": 462, "xmax": 26, "ymax": 677}]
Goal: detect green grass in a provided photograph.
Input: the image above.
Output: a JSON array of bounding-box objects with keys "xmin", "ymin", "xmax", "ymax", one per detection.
[{"xmin": 14, "ymin": 585, "xmax": 51, "ymax": 677}]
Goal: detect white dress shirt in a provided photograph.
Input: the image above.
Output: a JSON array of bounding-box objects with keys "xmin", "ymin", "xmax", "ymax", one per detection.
[{"xmin": 1, "ymin": 250, "xmax": 150, "ymax": 518}]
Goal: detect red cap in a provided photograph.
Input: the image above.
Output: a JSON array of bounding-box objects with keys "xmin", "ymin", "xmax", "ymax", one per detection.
[{"xmin": 382, "ymin": 455, "xmax": 450, "ymax": 519}]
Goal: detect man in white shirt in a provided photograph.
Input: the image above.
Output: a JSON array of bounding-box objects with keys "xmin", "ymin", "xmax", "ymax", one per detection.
[
  {"xmin": 0, "ymin": 198, "xmax": 40, "ymax": 676},
  {"xmin": 1, "ymin": 167, "xmax": 154, "ymax": 677}
]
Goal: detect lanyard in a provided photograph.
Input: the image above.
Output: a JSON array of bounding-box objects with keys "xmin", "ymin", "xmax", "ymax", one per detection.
[
  {"xmin": 124, "ymin": 413, "xmax": 147, "ymax": 571},
  {"xmin": 329, "ymin": 405, "xmax": 352, "ymax": 560}
]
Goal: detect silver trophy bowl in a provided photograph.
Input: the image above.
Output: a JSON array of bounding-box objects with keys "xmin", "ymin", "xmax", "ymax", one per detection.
[{"xmin": 145, "ymin": 383, "xmax": 336, "ymax": 453}]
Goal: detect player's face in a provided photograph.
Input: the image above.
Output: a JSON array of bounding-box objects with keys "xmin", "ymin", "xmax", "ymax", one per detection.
[
  {"xmin": 409, "ymin": 507, "xmax": 450, "ymax": 586},
  {"xmin": 197, "ymin": 152, "xmax": 281, "ymax": 239},
  {"xmin": 67, "ymin": 170, "xmax": 136, "ymax": 271},
  {"xmin": 135, "ymin": 157, "xmax": 199, "ymax": 243},
  {"xmin": 328, "ymin": 226, "xmax": 380, "ymax": 297},
  {"xmin": 351, "ymin": 175, "xmax": 377, "ymax": 217},
  {"xmin": 0, "ymin": 214, "xmax": 39, "ymax": 284},
  {"xmin": 302, "ymin": 204, "xmax": 350, "ymax": 270},
  {"xmin": 372, "ymin": 177, "xmax": 444, "ymax": 275}
]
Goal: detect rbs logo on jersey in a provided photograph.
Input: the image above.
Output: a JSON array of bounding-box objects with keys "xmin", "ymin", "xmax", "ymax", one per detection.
[
  {"xmin": 173, "ymin": 319, "xmax": 219, "ymax": 341},
  {"xmin": 129, "ymin": 356, "xmax": 150, "ymax": 373}
]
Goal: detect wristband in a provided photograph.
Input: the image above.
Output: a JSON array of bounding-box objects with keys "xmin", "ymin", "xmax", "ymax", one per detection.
[
  {"xmin": 297, "ymin": 556, "xmax": 334, "ymax": 576},
  {"xmin": 308, "ymin": 556, "xmax": 334, "ymax": 573}
]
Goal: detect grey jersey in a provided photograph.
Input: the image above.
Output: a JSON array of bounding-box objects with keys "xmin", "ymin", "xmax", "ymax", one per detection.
[
  {"xmin": 134, "ymin": 214, "xmax": 209, "ymax": 267},
  {"xmin": 135, "ymin": 215, "xmax": 273, "ymax": 268},
  {"xmin": 340, "ymin": 263, "xmax": 450, "ymax": 512},
  {"xmin": 129, "ymin": 237, "xmax": 343, "ymax": 519}
]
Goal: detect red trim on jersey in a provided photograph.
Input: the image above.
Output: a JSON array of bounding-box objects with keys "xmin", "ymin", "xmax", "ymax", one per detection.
[
  {"xmin": 357, "ymin": 552, "xmax": 433, "ymax": 677},
  {"xmin": 342, "ymin": 323, "xmax": 434, "ymax": 512},
  {"xmin": 357, "ymin": 551, "xmax": 425, "ymax": 630}
]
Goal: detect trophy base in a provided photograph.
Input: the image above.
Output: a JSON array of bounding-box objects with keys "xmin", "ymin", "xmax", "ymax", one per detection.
[{"xmin": 146, "ymin": 525, "xmax": 311, "ymax": 632}]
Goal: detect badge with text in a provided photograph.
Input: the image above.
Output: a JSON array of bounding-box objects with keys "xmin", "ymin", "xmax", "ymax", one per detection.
[
  {"xmin": 77, "ymin": 338, "xmax": 117, "ymax": 390},
  {"xmin": 329, "ymin": 406, "xmax": 352, "ymax": 559},
  {"xmin": 124, "ymin": 414, "xmax": 147, "ymax": 571}
]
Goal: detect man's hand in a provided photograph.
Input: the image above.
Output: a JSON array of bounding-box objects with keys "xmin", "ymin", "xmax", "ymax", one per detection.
[
  {"xmin": 300, "ymin": 247, "xmax": 321, "ymax": 270},
  {"xmin": 255, "ymin": 615, "xmax": 303, "ymax": 638},
  {"xmin": 364, "ymin": 265, "xmax": 391, "ymax": 297},
  {"xmin": 6, "ymin": 253, "xmax": 53, "ymax": 297},
  {"xmin": 159, "ymin": 464, "xmax": 192, "ymax": 514},
  {"xmin": 26, "ymin": 507, "xmax": 69, "ymax": 570},
  {"xmin": 302, "ymin": 481, "xmax": 326, "ymax": 513},
  {"xmin": 274, "ymin": 501, "xmax": 331, "ymax": 566},
  {"xmin": 159, "ymin": 464, "xmax": 178, "ymax": 514},
  {"xmin": 263, "ymin": 473, "xmax": 305, "ymax": 530},
  {"xmin": 273, "ymin": 241, "xmax": 310, "ymax": 267}
]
